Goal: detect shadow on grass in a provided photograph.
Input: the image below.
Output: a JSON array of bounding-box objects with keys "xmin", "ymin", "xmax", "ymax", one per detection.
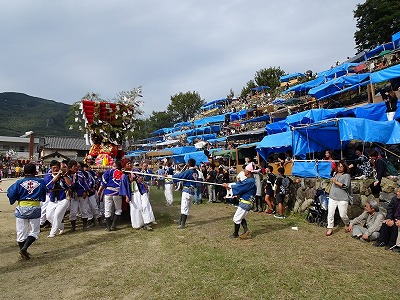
[
  {"xmin": 0, "ymin": 229, "xmax": 132, "ymax": 275},
  {"xmin": 250, "ymin": 222, "xmax": 289, "ymax": 238}
]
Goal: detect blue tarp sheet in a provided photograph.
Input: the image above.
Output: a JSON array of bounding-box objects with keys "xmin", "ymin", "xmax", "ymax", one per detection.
[
  {"xmin": 252, "ymin": 86, "xmax": 270, "ymax": 91},
  {"xmin": 208, "ymin": 137, "xmax": 227, "ymax": 144},
  {"xmin": 265, "ymin": 120, "xmax": 290, "ymax": 134},
  {"xmin": 200, "ymin": 98, "xmax": 227, "ymax": 109},
  {"xmin": 280, "ymin": 72, "xmax": 305, "ymax": 82},
  {"xmin": 285, "ymin": 108, "xmax": 345, "ymax": 126},
  {"xmin": 292, "ymin": 118, "xmax": 400, "ymax": 158},
  {"xmin": 393, "ymin": 31, "xmax": 400, "ymax": 47},
  {"xmin": 365, "ymin": 42, "xmax": 395, "ymax": 60},
  {"xmin": 193, "ymin": 114, "xmax": 226, "ymax": 126},
  {"xmin": 174, "ymin": 151, "xmax": 209, "ymax": 165},
  {"xmin": 308, "ymin": 74, "xmax": 370, "ymax": 100},
  {"xmin": 256, "ymin": 131, "xmax": 292, "ymax": 160},
  {"xmin": 325, "ymin": 102, "xmax": 388, "ymax": 121},
  {"xmin": 370, "ymin": 64, "xmax": 400, "ymax": 84},
  {"xmin": 282, "ymin": 76, "xmax": 325, "ymax": 94},
  {"xmin": 241, "ymin": 114, "xmax": 270, "ymax": 124},
  {"xmin": 151, "ymin": 127, "xmax": 176, "ymax": 136},
  {"xmin": 187, "ymin": 134, "xmax": 217, "ymax": 144},
  {"xmin": 163, "ymin": 146, "xmax": 197, "ymax": 155},
  {"xmin": 317, "ymin": 63, "xmax": 358, "ymax": 80},
  {"xmin": 174, "ymin": 121, "xmax": 192, "ymax": 128},
  {"xmin": 292, "ymin": 161, "xmax": 332, "ymax": 178}
]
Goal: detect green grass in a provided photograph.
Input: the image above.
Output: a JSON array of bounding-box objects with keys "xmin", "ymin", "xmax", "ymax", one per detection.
[{"xmin": 0, "ymin": 182, "xmax": 399, "ymax": 300}]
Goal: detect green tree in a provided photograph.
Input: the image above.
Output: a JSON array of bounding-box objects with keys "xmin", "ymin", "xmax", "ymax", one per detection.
[
  {"xmin": 240, "ymin": 80, "xmax": 257, "ymax": 98},
  {"xmin": 167, "ymin": 91, "xmax": 205, "ymax": 122},
  {"xmin": 226, "ymin": 88, "xmax": 235, "ymax": 99},
  {"xmin": 354, "ymin": 0, "xmax": 400, "ymax": 51},
  {"xmin": 254, "ymin": 67, "xmax": 285, "ymax": 91}
]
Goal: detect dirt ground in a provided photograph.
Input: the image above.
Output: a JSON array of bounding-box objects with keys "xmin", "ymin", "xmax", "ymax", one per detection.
[{"xmin": 1, "ymin": 177, "xmax": 399, "ymax": 300}]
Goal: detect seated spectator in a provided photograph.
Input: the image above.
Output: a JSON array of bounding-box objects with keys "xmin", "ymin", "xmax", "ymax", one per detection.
[
  {"xmin": 347, "ymin": 199, "xmax": 384, "ymax": 242},
  {"xmin": 374, "ymin": 188, "xmax": 400, "ymax": 251},
  {"xmin": 348, "ymin": 147, "xmax": 372, "ymax": 179}
]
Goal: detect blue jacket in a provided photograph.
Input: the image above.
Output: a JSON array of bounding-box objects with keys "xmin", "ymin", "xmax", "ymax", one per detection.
[
  {"xmin": 8, "ymin": 176, "xmax": 47, "ymax": 205},
  {"xmin": 173, "ymin": 168, "xmax": 197, "ymax": 188}
]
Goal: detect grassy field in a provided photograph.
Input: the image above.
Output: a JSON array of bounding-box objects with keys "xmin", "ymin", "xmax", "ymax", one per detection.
[{"xmin": 0, "ymin": 178, "xmax": 399, "ymax": 300}]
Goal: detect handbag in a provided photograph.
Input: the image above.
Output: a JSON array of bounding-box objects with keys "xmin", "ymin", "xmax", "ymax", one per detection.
[{"xmin": 325, "ymin": 181, "xmax": 332, "ymax": 193}]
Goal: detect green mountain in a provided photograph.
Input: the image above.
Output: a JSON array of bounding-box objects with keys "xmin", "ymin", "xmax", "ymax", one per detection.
[{"xmin": 0, "ymin": 92, "xmax": 81, "ymax": 137}]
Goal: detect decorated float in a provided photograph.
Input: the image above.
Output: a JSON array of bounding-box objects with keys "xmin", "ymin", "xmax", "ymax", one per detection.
[{"xmin": 74, "ymin": 87, "xmax": 143, "ymax": 170}]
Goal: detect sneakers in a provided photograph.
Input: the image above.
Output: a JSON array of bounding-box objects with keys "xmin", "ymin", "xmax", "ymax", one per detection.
[
  {"xmin": 47, "ymin": 234, "xmax": 55, "ymax": 238},
  {"xmin": 374, "ymin": 241, "xmax": 386, "ymax": 247},
  {"xmin": 58, "ymin": 229, "xmax": 64, "ymax": 235},
  {"xmin": 274, "ymin": 214, "xmax": 286, "ymax": 219},
  {"xmin": 355, "ymin": 175, "xmax": 367, "ymax": 180},
  {"xmin": 266, "ymin": 209, "xmax": 275, "ymax": 214},
  {"xmin": 229, "ymin": 234, "xmax": 239, "ymax": 239}
]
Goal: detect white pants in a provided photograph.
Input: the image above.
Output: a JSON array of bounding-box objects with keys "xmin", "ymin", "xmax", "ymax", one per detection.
[
  {"xmin": 16, "ymin": 218, "xmax": 40, "ymax": 242},
  {"xmin": 327, "ymin": 198, "xmax": 349, "ymax": 229},
  {"xmin": 104, "ymin": 195, "xmax": 122, "ymax": 218},
  {"xmin": 181, "ymin": 191, "xmax": 193, "ymax": 215},
  {"xmin": 387, "ymin": 111, "xmax": 396, "ymax": 121},
  {"xmin": 164, "ymin": 183, "xmax": 174, "ymax": 205},
  {"xmin": 140, "ymin": 192, "xmax": 155, "ymax": 224},
  {"xmin": 46, "ymin": 199, "xmax": 70, "ymax": 236},
  {"xmin": 129, "ymin": 191, "xmax": 144, "ymax": 229},
  {"xmin": 69, "ymin": 196, "xmax": 91, "ymax": 220},
  {"xmin": 87, "ymin": 194, "xmax": 101, "ymax": 219},
  {"xmin": 233, "ymin": 206, "xmax": 249, "ymax": 224},
  {"xmin": 40, "ymin": 195, "xmax": 50, "ymax": 225}
]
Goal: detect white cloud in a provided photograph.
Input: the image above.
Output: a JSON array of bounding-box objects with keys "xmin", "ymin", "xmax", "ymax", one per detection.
[{"xmin": 0, "ymin": 0, "xmax": 363, "ymax": 115}]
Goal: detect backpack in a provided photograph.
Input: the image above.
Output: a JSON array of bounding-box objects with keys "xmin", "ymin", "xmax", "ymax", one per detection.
[
  {"xmin": 383, "ymin": 159, "xmax": 398, "ymax": 176},
  {"xmin": 280, "ymin": 176, "xmax": 291, "ymax": 195}
]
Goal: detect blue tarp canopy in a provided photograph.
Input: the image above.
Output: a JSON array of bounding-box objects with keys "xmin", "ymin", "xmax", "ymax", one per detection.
[
  {"xmin": 308, "ymin": 74, "xmax": 370, "ymax": 100},
  {"xmin": 240, "ymin": 114, "xmax": 270, "ymax": 124},
  {"xmin": 280, "ymin": 73, "xmax": 305, "ymax": 82},
  {"xmin": 265, "ymin": 120, "xmax": 290, "ymax": 134},
  {"xmin": 325, "ymin": 102, "xmax": 389, "ymax": 121},
  {"xmin": 256, "ymin": 131, "xmax": 292, "ymax": 160},
  {"xmin": 230, "ymin": 109, "xmax": 247, "ymax": 121},
  {"xmin": 370, "ymin": 64, "xmax": 400, "ymax": 84},
  {"xmin": 193, "ymin": 114, "xmax": 226, "ymax": 126},
  {"xmin": 251, "ymin": 86, "xmax": 270, "ymax": 91},
  {"xmin": 208, "ymin": 137, "xmax": 227, "ymax": 144},
  {"xmin": 151, "ymin": 127, "xmax": 176, "ymax": 136},
  {"xmin": 292, "ymin": 161, "xmax": 333, "ymax": 179},
  {"xmin": 170, "ymin": 151, "xmax": 208, "ymax": 165},
  {"xmin": 200, "ymin": 98, "xmax": 227, "ymax": 110},
  {"xmin": 163, "ymin": 146, "xmax": 197, "ymax": 155},
  {"xmin": 272, "ymin": 98, "xmax": 287, "ymax": 105},
  {"xmin": 125, "ymin": 150, "xmax": 147, "ymax": 157},
  {"xmin": 292, "ymin": 118, "xmax": 400, "ymax": 159},
  {"xmin": 187, "ymin": 134, "xmax": 217, "ymax": 144},
  {"xmin": 282, "ymin": 76, "xmax": 325, "ymax": 94},
  {"xmin": 317, "ymin": 63, "xmax": 358, "ymax": 80},
  {"xmin": 393, "ymin": 31, "xmax": 400, "ymax": 47},
  {"xmin": 285, "ymin": 108, "xmax": 346, "ymax": 127},
  {"xmin": 174, "ymin": 121, "xmax": 192, "ymax": 128},
  {"xmin": 365, "ymin": 42, "xmax": 395, "ymax": 60}
]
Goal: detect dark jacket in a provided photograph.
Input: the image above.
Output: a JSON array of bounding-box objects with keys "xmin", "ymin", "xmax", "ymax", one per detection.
[{"xmin": 386, "ymin": 196, "xmax": 400, "ymax": 220}]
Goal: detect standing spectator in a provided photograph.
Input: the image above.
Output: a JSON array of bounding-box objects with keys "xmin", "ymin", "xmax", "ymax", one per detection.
[
  {"xmin": 206, "ymin": 164, "xmax": 217, "ymax": 203},
  {"xmin": 381, "ymin": 89, "xmax": 398, "ymax": 121},
  {"xmin": 7, "ymin": 163, "xmax": 47, "ymax": 260},
  {"xmin": 157, "ymin": 165, "xmax": 165, "ymax": 190},
  {"xmin": 193, "ymin": 166, "xmax": 204, "ymax": 205},
  {"xmin": 368, "ymin": 150, "xmax": 387, "ymax": 194},
  {"xmin": 326, "ymin": 160, "xmax": 351, "ymax": 236},
  {"xmin": 263, "ymin": 165, "xmax": 276, "ymax": 214},
  {"xmin": 273, "ymin": 167, "xmax": 292, "ymax": 219},
  {"xmin": 324, "ymin": 150, "xmax": 336, "ymax": 176}
]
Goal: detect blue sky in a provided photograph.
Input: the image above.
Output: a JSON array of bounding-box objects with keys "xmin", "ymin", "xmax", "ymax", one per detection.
[{"xmin": 0, "ymin": 1, "xmax": 364, "ymax": 116}]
